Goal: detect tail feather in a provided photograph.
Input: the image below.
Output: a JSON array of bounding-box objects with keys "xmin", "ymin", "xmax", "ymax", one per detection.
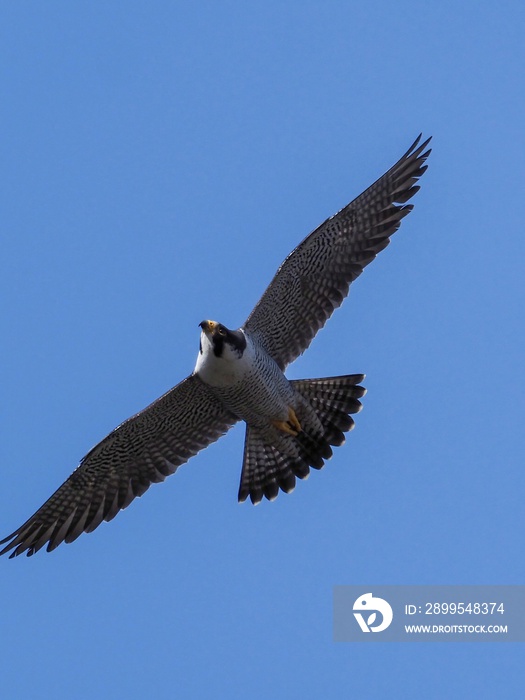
[
  {"xmin": 238, "ymin": 374, "xmax": 366, "ymax": 504},
  {"xmin": 238, "ymin": 428, "xmax": 301, "ymax": 504},
  {"xmin": 293, "ymin": 376, "xmax": 365, "ymax": 416},
  {"xmin": 321, "ymin": 421, "xmax": 347, "ymax": 447}
]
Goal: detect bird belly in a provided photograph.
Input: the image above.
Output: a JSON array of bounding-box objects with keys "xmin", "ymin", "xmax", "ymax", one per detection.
[
  {"xmin": 196, "ymin": 331, "xmax": 296, "ymax": 433},
  {"xmin": 201, "ymin": 348, "xmax": 293, "ymax": 426},
  {"xmin": 214, "ymin": 367, "xmax": 293, "ymax": 426}
]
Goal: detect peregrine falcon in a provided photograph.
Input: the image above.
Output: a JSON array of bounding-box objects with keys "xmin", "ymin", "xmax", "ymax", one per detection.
[{"xmin": 1, "ymin": 134, "xmax": 431, "ymax": 557}]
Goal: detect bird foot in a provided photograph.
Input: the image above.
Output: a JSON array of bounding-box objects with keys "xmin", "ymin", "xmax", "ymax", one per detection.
[{"xmin": 272, "ymin": 407, "xmax": 302, "ymax": 436}]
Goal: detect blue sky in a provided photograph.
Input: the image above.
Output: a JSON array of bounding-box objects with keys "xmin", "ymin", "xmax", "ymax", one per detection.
[{"xmin": 1, "ymin": 1, "xmax": 524, "ymax": 697}]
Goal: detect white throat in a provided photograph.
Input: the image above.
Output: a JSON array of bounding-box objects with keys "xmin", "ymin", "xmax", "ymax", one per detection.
[{"xmin": 194, "ymin": 329, "xmax": 253, "ymax": 388}]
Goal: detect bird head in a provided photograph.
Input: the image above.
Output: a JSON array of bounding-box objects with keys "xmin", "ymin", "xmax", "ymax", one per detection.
[{"xmin": 198, "ymin": 320, "xmax": 247, "ymax": 360}]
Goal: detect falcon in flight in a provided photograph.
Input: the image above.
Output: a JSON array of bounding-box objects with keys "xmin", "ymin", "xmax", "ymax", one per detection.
[{"xmin": 1, "ymin": 134, "xmax": 431, "ymax": 557}]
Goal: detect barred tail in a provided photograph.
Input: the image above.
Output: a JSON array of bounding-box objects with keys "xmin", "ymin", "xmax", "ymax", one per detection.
[{"xmin": 238, "ymin": 374, "xmax": 366, "ymax": 504}]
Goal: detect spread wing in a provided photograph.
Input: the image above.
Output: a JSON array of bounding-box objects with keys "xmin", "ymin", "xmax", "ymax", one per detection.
[
  {"xmin": 0, "ymin": 374, "xmax": 237, "ymax": 558},
  {"xmin": 244, "ymin": 135, "xmax": 431, "ymax": 369}
]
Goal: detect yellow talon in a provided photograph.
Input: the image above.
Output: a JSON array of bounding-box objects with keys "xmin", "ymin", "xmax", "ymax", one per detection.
[
  {"xmin": 287, "ymin": 407, "xmax": 302, "ymax": 433},
  {"xmin": 272, "ymin": 407, "xmax": 302, "ymax": 436}
]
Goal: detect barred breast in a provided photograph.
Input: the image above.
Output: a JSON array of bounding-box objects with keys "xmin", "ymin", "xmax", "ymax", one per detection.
[{"xmin": 196, "ymin": 330, "xmax": 295, "ymax": 427}]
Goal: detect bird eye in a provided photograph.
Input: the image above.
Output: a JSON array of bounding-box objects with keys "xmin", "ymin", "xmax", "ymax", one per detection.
[{"xmin": 218, "ymin": 326, "xmax": 226, "ymax": 336}]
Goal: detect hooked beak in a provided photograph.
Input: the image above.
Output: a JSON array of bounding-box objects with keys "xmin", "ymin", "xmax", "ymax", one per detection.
[{"xmin": 199, "ymin": 320, "xmax": 218, "ymax": 334}]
